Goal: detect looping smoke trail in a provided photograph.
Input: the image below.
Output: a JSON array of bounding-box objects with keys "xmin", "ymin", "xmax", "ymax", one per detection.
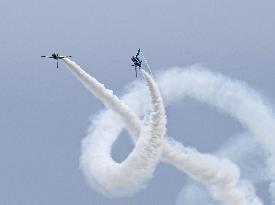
[
  {"xmin": 62, "ymin": 59, "xmax": 265, "ymax": 204},
  {"xmin": 62, "ymin": 59, "xmax": 166, "ymax": 197},
  {"xmin": 139, "ymin": 70, "xmax": 256, "ymax": 205}
]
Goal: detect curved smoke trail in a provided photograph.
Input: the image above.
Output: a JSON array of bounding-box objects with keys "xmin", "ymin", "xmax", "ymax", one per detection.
[
  {"xmin": 157, "ymin": 68, "xmax": 275, "ymax": 204},
  {"xmin": 140, "ymin": 70, "xmax": 259, "ymax": 205},
  {"xmin": 177, "ymin": 133, "xmax": 269, "ymax": 205},
  {"xmin": 62, "ymin": 58, "xmax": 166, "ymax": 196},
  {"xmin": 62, "ymin": 59, "xmax": 262, "ymax": 204}
]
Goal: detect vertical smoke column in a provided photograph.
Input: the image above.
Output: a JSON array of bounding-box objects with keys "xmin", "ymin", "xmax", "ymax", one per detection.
[{"xmin": 140, "ymin": 69, "xmax": 167, "ymax": 157}]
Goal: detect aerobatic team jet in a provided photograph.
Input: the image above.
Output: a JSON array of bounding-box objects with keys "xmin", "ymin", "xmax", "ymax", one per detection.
[
  {"xmin": 41, "ymin": 53, "xmax": 72, "ymax": 68},
  {"xmin": 131, "ymin": 48, "xmax": 142, "ymax": 77}
]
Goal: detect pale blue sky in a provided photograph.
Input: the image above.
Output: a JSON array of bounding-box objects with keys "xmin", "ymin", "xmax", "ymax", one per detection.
[{"xmin": 0, "ymin": 0, "xmax": 274, "ymax": 204}]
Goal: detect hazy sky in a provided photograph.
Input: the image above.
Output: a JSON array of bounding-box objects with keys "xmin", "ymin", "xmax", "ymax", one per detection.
[{"xmin": 0, "ymin": 0, "xmax": 274, "ymax": 204}]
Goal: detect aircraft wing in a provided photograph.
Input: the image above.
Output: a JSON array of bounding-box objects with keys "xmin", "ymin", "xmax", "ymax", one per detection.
[{"xmin": 41, "ymin": 56, "xmax": 53, "ymax": 58}]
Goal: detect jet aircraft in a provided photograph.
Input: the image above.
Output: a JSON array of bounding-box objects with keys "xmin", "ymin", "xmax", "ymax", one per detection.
[
  {"xmin": 41, "ymin": 53, "xmax": 72, "ymax": 68},
  {"xmin": 131, "ymin": 49, "xmax": 142, "ymax": 77}
]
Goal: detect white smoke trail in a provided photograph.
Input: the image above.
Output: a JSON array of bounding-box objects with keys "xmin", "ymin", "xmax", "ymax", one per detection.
[
  {"xmin": 62, "ymin": 58, "xmax": 166, "ymax": 197},
  {"xmin": 61, "ymin": 58, "xmax": 140, "ymax": 139},
  {"xmin": 62, "ymin": 59, "xmax": 259, "ymax": 204},
  {"xmin": 218, "ymin": 133, "xmax": 268, "ymax": 184},
  {"xmin": 176, "ymin": 132, "xmax": 269, "ymax": 205},
  {"xmin": 157, "ymin": 67, "xmax": 275, "ymax": 204}
]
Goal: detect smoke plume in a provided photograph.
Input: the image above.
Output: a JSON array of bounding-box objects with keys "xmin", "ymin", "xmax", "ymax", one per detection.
[{"xmin": 62, "ymin": 59, "xmax": 272, "ymax": 204}]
